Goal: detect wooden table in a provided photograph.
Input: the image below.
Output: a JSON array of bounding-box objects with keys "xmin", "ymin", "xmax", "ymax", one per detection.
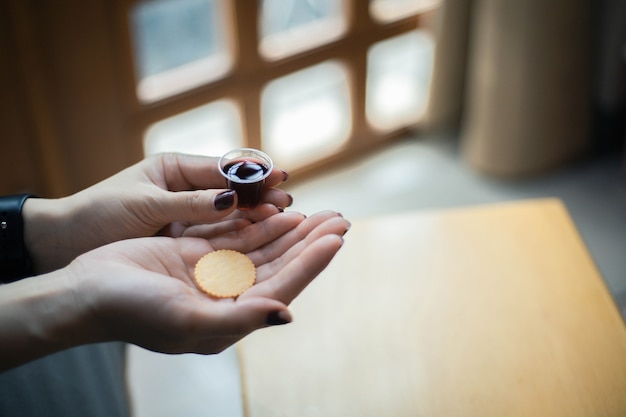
[{"xmin": 238, "ymin": 199, "xmax": 626, "ymax": 417}]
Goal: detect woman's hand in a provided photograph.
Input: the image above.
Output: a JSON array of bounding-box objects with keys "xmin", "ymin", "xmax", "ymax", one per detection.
[
  {"xmin": 0, "ymin": 211, "xmax": 349, "ymax": 370},
  {"xmin": 23, "ymin": 153, "xmax": 292, "ymax": 273}
]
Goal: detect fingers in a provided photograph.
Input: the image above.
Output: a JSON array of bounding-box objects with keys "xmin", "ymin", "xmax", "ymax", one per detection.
[
  {"xmin": 181, "ymin": 218, "xmax": 252, "ymax": 239},
  {"xmin": 210, "ymin": 297, "xmax": 292, "ymax": 335},
  {"xmin": 264, "ymin": 168, "xmax": 290, "ymax": 188},
  {"xmin": 259, "ymin": 188, "xmax": 293, "ymax": 211},
  {"xmin": 156, "ymin": 188, "xmax": 238, "ymax": 225},
  {"xmin": 150, "ymin": 153, "xmax": 292, "ymax": 225},
  {"xmin": 151, "ymin": 153, "xmax": 222, "ymax": 191},
  {"xmin": 159, "ymin": 188, "xmax": 292, "ymax": 232},
  {"xmin": 246, "ymin": 211, "xmax": 348, "ymax": 268},
  {"xmin": 124, "ymin": 293, "xmax": 292, "ymax": 355},
  {"xmin": 235, "ymin": 203, "xmax": 283, "ymax": 224},
  {"xmin": 177, "ymin": 297, "xmax": 292, "ymax": 354},
  {"xmin": 152, "ymin": 153, "xmax": 289, "ymax": 192},
  {"xmin": 205, "ymin": 211, "xmax": 306, "ymax": 252},
  {"xmin": 243, "ymin": 234, "xmax": 345, "ymax": 305},
  {"xmin": 241, "ymin": 211, "xmax": 349, "ymax": 305}
]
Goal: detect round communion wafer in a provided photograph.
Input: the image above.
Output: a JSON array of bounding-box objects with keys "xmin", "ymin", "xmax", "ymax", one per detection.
[{"xmin": 193, "ymin": 250, "xmax": 256, "ymax": 298}]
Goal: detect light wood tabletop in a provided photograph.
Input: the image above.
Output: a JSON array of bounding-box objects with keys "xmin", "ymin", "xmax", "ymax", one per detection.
[{"xmin": 238, "ymin": 199, "xmax": 626, "ymax": 417}]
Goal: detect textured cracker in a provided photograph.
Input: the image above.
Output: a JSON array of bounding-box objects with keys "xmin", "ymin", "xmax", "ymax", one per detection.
[{"xmin": 193, "ymin": 250, "xmax": 256, "ymax": 298}]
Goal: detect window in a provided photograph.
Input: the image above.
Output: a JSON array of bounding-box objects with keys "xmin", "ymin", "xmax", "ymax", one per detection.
[
  {"xmin": 129, "ymin": 0, "xmax": 233, "ymax": 103},
  {"xmin": 261, "ymin": 61, "xmax": 352, "ymax": 171},
  {"xmin": 258, "ymin": 0, "xmax": 348, "ymax": 60},
  {"xmin": 367, "ymin": 30, "xmax": 434, "ymax": 132},
  {"xmin": 120, "ymin": 0, "xmax": 440, "ymax": 175},
  {"xmin": 144, "ymin": 100, "xmax": 243, "ymax": 156},
  {"xmin": 370, "ymin": 0, "xmax": 439, "ymax": 22}
]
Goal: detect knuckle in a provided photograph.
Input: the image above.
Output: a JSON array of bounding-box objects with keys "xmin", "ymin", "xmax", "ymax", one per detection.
[{"xmin": 185, "ymin": 191, "xmax": 206, "ymax": 216}]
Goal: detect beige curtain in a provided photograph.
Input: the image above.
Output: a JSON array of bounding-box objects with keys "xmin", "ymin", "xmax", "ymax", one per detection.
[{"xmin": 427, "ymin": 0, "xmax": 597, "ymax": 178}]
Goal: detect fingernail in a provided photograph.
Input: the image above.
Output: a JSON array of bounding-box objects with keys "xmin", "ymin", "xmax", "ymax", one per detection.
[
  {"xmin": 266, "ymin": 310, "xmax": 292, "ymax": 326},
  {"xmin": 277, "ymin": 207, "xmax": 285, "ymax": 213},
  {"xmin": 286, "ymin": 193, "xmax": 294, "ymax": 207},
  {"xmin": 281, "ymin": 170, "xmax": 289, "ymax": 182},
  {"xmin": 343, "ymin": 222, "xmax": 351, "ymax": 236},
  {"xmin": 215, "ymin": 190, "xmax": 236, "ymax": 211}
]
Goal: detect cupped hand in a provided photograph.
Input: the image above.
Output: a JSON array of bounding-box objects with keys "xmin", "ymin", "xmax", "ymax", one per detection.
[
  {"xmin": 70, "ymin": 211, "xmax": 349, "ymax": 355},
  {"xmin": 25, "ymin": 153, "xmax": 292, "ymax": 272},
  {"xmin": 74, "ymin": 152, "xmax": 292, "ymax": 237}
]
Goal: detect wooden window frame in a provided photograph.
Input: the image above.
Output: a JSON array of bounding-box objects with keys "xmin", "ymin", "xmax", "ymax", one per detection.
[{"xmin": 113, "ymin": 0, "xmax": 439, "ymax": 178}]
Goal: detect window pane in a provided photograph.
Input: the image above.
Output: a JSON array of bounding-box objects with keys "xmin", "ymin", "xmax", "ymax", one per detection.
[
  {"xmin": 370, "ymin": 0, "xmax": 440, "ymax": 22},
  {"xmin": 259, "ymin": 0, "xmax": 347, "ymax": 60},
  {"xmin": 143, "ymin": 100, "xmax": 243, "ymax": 157},
  {"xmin": 366, "ymin": 30, "xmax": 434, "ymax": 132},
  {"xmin": 261, "ymin": 61, "xmax": 351, "ymax": 170},
  {"xmin": 130, "ymin": 0, "xmax": 232, "ymax": 102}
]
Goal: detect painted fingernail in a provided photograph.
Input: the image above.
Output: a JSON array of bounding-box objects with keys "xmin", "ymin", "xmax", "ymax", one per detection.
[
  {"xmin": 343, "ymin": 222, "xmax": 352, "ymax": 236},
  {"xmin": 266, "ymin": 310, "xmax": 292, "ymax": 326},
  {"xmin": 286, "ymin": 193, "xmax": 294, "ymax": 207},
  {"xmin": 215, "ymin": 190, "xmax": 236, "ymax": 211},
  {"xmin": 281, "ymin": 170, "xmax": 289, "ymax": 182}
]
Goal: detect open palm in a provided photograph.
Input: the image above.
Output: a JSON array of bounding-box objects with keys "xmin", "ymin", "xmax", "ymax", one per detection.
[{"xmin": 70, "ymin": 211, "xmax": 349, "ymax": 355}]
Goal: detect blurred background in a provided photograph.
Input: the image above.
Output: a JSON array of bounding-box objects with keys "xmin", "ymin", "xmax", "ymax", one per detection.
[{"xmin": 1, "ymin": 0, "xmax": 624, "ymax": 416}]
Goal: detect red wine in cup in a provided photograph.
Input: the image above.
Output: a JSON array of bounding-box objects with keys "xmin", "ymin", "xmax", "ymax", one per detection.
[{"xmin": 223, "ymin": 159, "xmax": 270, "ymax": 209}]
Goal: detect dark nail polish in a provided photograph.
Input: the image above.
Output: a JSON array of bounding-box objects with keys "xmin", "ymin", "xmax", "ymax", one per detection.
[
  {"xmin": 267, "ymin": 310, "xmax": 292, "ymax": 326},
  {"xmin": 286, "ymin": 193, "xmax": 294, "ymax": 207},
  {"xmin": 281, "ymin": 170, "xmax": 289, "ymax": 182},
  {"xmin": 215, "ymin": 190, "xmax": 236, "ymax": 211},
  {"xmin": 343, "ymin": 222, "xmax": 351, "ymax": 236}
]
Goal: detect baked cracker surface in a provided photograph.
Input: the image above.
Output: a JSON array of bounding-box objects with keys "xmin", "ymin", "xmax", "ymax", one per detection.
[{"xmin": 193, "ymin": 249, "xmax": 256, "ymax": 298}]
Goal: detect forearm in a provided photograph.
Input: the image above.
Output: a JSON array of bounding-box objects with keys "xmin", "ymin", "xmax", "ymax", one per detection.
[{"xmin": 0, "ymin": 270, "xmax": 100, "ymax": 371}]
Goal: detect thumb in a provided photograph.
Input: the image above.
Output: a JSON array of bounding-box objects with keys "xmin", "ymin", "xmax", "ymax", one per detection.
[
  {"xmin": 158, "ymin": 189, "xmax": 237, "ymax": 224},
  {"xmin": 185, "ymin": 298, "xmax": 292, "ymax": 354},
  {"xmin": 212, "ymin": 297, "xmax": 293, "ymax": 337}
]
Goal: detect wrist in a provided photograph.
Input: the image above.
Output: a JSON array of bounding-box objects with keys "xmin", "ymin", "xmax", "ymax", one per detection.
[
  {"xmin": 22, "ymin": 197, "xmax": 76, "ymax": 273},
  {"xmin": 0, "ymin": 270, "xmax": 104, "ymax": 370}
]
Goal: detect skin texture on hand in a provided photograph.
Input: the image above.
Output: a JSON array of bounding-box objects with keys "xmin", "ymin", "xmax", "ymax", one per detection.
[
  {"xmin": 4, "ymin": 152, "xmax": 351, "ymax": 371},
  {"xmin": 22, "ymin": 153, "xmax": 292, "ymax": 273},
  {"xmin": 0, "ymin": 210, "xmax": 349, "ymax": 370}
]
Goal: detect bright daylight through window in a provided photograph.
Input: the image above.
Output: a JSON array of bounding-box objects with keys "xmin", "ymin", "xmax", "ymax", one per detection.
[{"xmin": 130, "ymin": 0, "xmax": 438, "ymax": 172}]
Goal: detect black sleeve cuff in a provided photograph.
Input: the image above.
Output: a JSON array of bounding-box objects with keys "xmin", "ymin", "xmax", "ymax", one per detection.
[{"xmin": 0, "ymin": 194, "xmax": 37, "ymax": 282}]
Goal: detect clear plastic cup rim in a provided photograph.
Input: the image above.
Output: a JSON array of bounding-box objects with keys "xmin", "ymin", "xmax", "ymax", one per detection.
[{"xmin": 218, "ymin": 148, "xmax": 274, "ymax": 184}]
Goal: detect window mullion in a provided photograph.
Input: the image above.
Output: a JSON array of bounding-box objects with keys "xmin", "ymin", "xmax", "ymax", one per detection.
[{"xmin": 231, "ymin": 0, "xmax": 262, "ymax": 149}]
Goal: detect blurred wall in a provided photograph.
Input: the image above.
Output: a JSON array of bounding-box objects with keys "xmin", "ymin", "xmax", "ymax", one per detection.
[{"xmin": 0, "ymin": 0, "xmax": 141, "ymax": 197}]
